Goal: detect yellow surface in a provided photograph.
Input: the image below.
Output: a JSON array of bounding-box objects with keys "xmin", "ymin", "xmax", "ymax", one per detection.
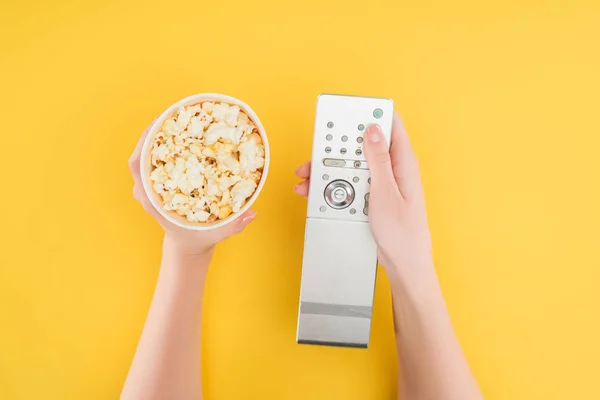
[{"xmin": 1, "ymin": 0, "xmax": 599, "ymax": 398}]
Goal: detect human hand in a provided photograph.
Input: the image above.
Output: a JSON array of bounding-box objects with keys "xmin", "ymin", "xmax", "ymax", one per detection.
[
  {"xmin": 294, "ymin": 112, "xmax": 434, "ymax": 287},
  {"xmin": 129, "ymin": 122, "xmax": 257, "ymax": 257}
]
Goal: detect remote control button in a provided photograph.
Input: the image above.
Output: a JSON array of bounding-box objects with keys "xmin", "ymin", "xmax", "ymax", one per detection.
[
  {"xmin": 333, "ymin": 188, "xmax": 346, "ymax": 200},
  {"xmin": 350, "ymin": 160, "xmax": 368, "ymax": 169},
  {"xmin": 319, "ymin": 206, "xmax": 326, "ymax": 212},
  {"xmin": 340, "ymin": 148, "xmax": 347, "ymax": 154},
  {"xmin": 326, "ymin": 134, "xmax": 333, "ymax": 141},
  {"xmin": 350, "ymin": 208, "xmax": 356, "ymax": 215},
  {"xmin": 324, "ymin": 180, "xmax": 355, "ymax": 210},
  {"xmin": 355, "ymin": 149, "xmax": 362, "ymax": 156},
  {"xmin": 368, "ymin": 178, "xmax": 371, "ymax": 184},
  {"xmin": 322, "ymin": 174, "xmax": 329, "ymax": 180},
  {"xmin": 341, "ymin": 135, "xmax": 348, "ymax": 142},
  {"xmin": 353, "ymin": 177, "xmax": 359, "ymax": 183},
  {"xmin": 373, "ymin": 108, "xmax": 383, "ymax": 118},
  {"xmin": 325, "ymin": 147, "xmax": 331, "ymax": 153},
  {"xmin": 323, "ymin": 158, "xmax": 346, "ymax": 167},
  {"xmin": 363, "ymin": 206, "xmax": 368, "ymax": 215},
  {"xmin": 365, "ymin": 192, "xmax": 369, "ymax": 201},
  {"xmin": 327, "ymin": 121, "xmax": 334, "ymax": 128},
  {"xmin": 357, "ymin": 137, "xmax": 363, "ymax": 143},
  {"xmin": 358, "ymin": 124, "xmax": 365, "ymax": 131}
]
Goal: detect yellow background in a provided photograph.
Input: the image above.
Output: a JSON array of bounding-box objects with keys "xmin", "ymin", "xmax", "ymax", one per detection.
[{"xmin": 1, "ymin": 0, "xmax": 599, "ymax": 399}]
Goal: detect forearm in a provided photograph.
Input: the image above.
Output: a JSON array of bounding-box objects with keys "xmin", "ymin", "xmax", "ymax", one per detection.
[
  {"xmin": 388, "ymin": 263, "xmax": 483, "ymax": 400},
  {"xmin": 121, "ymin": 236, "xmax": 211, "ymax": 400}
]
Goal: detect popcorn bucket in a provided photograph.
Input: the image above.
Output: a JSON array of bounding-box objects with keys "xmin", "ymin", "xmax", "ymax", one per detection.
[{"xmin": 140, "ymin": 93, "xmax": 270, "ymax": 230}]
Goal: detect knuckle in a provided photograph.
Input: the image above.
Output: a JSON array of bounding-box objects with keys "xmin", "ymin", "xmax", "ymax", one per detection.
[
  {"xmin": 142, "ymin": 201, "xmax": 153, "ymax": 213},
  {"xmin": 128, "ymin": 158, "xmax": 137, "ymax": 172},
  {"xmin": 374, "ymin": 151, "xmax": 391, "ymax": 165},
  {"xmin": 134, "ymin": 185, "xmax": 148, "ymax": 203},
  {"xmin": 233, "ymin": 220, "xmax": 246, "ymax": 233}
]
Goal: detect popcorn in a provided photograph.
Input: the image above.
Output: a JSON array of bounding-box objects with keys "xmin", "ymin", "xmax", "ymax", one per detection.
[
  {"xmin": 219, "ymin": 189, "xmax": 231, "ymax": 206},
  {"xmin": 201, "ymin": 146, "xmax": 216, "ymax": 159},
  {"xmin": 186, "ymin": 210, "xmax": 210, "ymax": 222},
  {"xmin": 148, "ymin": 100, "xmax": 265, "ymax": 223},
  {"xmin": 195, "ymin": 198, "xmax": 207, "ymax": 210},
  {"xmin": 206, "ymin": 179, "xmax": 220, "ymax": 196},
  {"xmin": 176, "ymin": 105, "xmax": 196, "ymax": 130},
  {"xmin": 189, "ymin": 117, "xmax": 204, "ymax": 137},
  {"xmin": 238, "ymin": 135, "xmax": 265, "ymax": 174},
  {"xmin": 231, "ymin": 179, "xmax": 258, "ymax": 212},
  {"xmin": 219, "ymin": 156, "xmax": 241, "ymax": 175},
  {"xmin": 219, "ymin": 205, "xmax": 233, "ymax": 219},
  {"xmin": 209, "ymin": 202, "xmax": 220, "ymax": 216},
  {"xmin": 237, "ymin": 113, "xmax": 257, "ymax": 136},
  {"xmin": 219, "ymin": 175, "xmax": 242, "ymax": 192},
  {"xmin": 204, "ymin": 122, "xmax": 242, "ymax": 145},
  {"xmin": 151, "ymin": 144, "xmax": 169, "ymax": 165},
  {"xmin": 150, "ymin": 165, "xmax": 167, "ymax": 183},
  {"xmin": 189, "ymin": 143, "xmax": 202, "ymax": 157},
  {"xmin": 162, "ymin": 118, "xmax": 181, "ymax": 136},
  {"xmin": 153, "ymin": 182, "xmax": 165, "ymax": 193},
  {"xmin": 164, "ymin": 193, "xmax": 188, "ymax": 211},
  {"xmin": 167, "ymin": 158, "xmax": 185, "ymax": 180},
  {"xmin": 211, "ymin": 103, "xmax": 229, "ymax": 122},
  {"xmin": 225, "ymin": 106, "xmax": 241, "ymax": 127},
  {"xmin": 202, "ymin": 102, "xmax": 214, "ymax": 113}
]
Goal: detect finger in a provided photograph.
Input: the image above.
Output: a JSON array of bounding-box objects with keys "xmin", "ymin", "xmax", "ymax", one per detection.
[
  {"xmin": 133, "ymin": 184, "xmax": 141, "ymax": 201},
  {"xmin": 219, "ymin": 209, "xmax": 257, "ymax": 239},
  {"xmin": 363, "ymin": 124, "xmax": 399, "ymax": 197},
  {"xmin": 134, "ymin": 184, "xmax": 150, "ymax": 206},
  {"xmin": 295, "ymin": 161, "xmax": 311, "ymax": 179},
  {"xmin": 129, "ymin": 119, "xmax": 157, "ymax": 173},
  {"xmin": 294, "ymin": 180, "xmax": 310, "ymax": 197},
  {"xmin": 133, "ymin": 181, "xmax": 162, "ymax": 218},
  {"xmin": 133, "ymin": 184, "xmax": 150, "ymax": 210},
  {"xmin": 239, "ymin": 209, "xmax": 257, "ymax": 227},
  {"xmin": 389, "ymin": 112, "xmax": 422, "ymax": 199},
  {"xmin": 141, "ymin": 199, "xmax": 155, "ymax": 215}
]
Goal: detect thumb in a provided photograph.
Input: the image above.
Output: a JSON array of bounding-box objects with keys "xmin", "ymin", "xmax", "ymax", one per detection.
[
  {"xmin": 225, "ymin": 208, "xmax": 257, "ymax": 237},
  {"xmin": 209, "ymin": 209, "xmax": 257, "ymax": 247},
  {"xmin": 363, "ymin": 124, "xmax": 397, "ymax": 192}
]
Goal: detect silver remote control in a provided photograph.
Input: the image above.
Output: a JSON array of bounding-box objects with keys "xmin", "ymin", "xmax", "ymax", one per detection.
[{"xmin": 296, "ymin": 94, "xmax": 394, "ymax": 348}]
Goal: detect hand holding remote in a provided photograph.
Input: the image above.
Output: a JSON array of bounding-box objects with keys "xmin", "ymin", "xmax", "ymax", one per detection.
[
  {"xmin": 361, "ymin": 112, "xmax": 436, "ymax": 292},
  {"xmin": 295, "ymin": 111, "xmax": 482, "ymax": 399},
  {"xmin": 295, "ymin": 112, "xmax": 435, "ymax": 293}
]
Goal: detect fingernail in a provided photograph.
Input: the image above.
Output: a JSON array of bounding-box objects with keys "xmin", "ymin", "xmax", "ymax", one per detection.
[
  {"xmin": 242, "ymin": 212, "xmax": 257, "ymax": 224},
  {"xmin": 366, "ymin": 124, "xmax": 382, "ymax": 143}
]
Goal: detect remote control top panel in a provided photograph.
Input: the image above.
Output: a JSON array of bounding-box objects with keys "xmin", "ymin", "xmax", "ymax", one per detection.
[{"xmin": 307, "ymin": 94, "xmax": 394, "ymax": 223}]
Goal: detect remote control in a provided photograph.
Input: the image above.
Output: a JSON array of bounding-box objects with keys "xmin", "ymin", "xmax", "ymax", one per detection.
[{"xmin": 296, "ymin": 94, "xmax": 394, "ymax": 348}]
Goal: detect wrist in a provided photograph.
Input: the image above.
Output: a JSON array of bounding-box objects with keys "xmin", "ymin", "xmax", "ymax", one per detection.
[
  {"xmin": 386, "ymin": 263, "xmax": 449, "ymax": 326},
  {"xmin": 156, "ymin": 238, "xmax": 211, "ymax": 301},
  {"xmin": 162, "ymin": 235, "xmax": 214, "ymax": 275},
  {"xmin": 382, "ymin": 255, "xmax": 440, "ymax": 303},
  {"xmin": 389, "ymin": 270, "xmax": 442, "ymax": 307},
  {"xmin": 163, "ymin": 234, "xmax": 215, "ymax": 258}
]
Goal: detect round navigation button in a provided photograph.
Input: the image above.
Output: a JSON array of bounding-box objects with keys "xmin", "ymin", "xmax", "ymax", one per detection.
[
  {"xmin": 333, "ymin": 188, "xmax": 346, "ymax": 201},
  {"xmin": 324, "ymin": 180, "xmax": 355, "ymax": 210}
]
